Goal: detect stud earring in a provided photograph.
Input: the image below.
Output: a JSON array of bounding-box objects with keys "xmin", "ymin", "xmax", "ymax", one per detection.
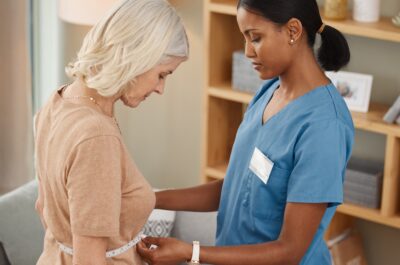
[{"xmin": 290, "ymin": 39, "xmax": 295, "ymax": 45}]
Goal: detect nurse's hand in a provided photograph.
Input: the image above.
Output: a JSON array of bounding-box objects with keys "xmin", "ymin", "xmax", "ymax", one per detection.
[{"xmin": 137, "ymin": 236, "xmax": 192, "ymax": 265}]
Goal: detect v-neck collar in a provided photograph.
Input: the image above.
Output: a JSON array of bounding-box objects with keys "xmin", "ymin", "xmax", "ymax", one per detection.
[{"xmin": 259, "ymin": 81, "xmax": 332, "ymax": 127}]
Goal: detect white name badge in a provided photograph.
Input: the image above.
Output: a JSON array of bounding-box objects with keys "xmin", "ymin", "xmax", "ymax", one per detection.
[{"xmin": 249, "ymin": 147, "xmax": 274, "ymax": 184}]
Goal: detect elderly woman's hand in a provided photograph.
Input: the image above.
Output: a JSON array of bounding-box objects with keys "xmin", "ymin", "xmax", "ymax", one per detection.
[{"xmin": 137, "ymin": 236, "xmax": 192, "ymax": 265}]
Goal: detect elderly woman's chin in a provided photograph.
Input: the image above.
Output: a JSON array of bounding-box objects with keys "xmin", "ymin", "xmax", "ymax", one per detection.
[{"xmin": 121, "ymin": 94, "xmax": 140, "ymax": 108}]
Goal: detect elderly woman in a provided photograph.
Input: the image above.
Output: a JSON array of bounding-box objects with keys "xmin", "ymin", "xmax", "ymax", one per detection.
[{"xmin": 34, "ymin": 0, "xmax": 188, "ymax": 264}]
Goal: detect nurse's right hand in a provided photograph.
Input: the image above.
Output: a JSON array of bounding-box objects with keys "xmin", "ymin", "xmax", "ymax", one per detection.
[{"xmin": 137, "ymin": 236, "xmax": 192, "ymax": 265}]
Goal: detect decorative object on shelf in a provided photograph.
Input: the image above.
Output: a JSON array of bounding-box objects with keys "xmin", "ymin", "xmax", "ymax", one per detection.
[
  {"xmin": 328, "ymin": 230, "xmax": 368, "ymax": 265},
  {"xmin": 325, "ymin": 71, "xmax": 373, "ymax": 113},
  {"xmin": 353, "ymin": 0, "xmax": 381, "ymax": 23},
  {"xmin": 383, "ymin": 95, "xmax": 400, "ymax": 123},
  {"xmin": 343, "ymin": 158, "xmax": 383, "ymax": 209},
  {"xmin": 392, "ymin": 12, "xmax": 400, "ymax": 27},
  {"xmin": 232, "ymin": 50, "xmax": 266, "ymax": 94},
  {"xmin": 324, "ymin": 0, "xmax": 348, "ymax": 20}
]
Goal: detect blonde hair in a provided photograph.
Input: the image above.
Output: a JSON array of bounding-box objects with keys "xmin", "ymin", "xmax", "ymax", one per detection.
[{"xmin": 66, "ymin": 0, "xmax": 189, "ymax": 96}]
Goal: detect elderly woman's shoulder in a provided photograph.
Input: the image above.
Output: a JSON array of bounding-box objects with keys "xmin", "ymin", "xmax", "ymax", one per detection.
[{"xmin": 67, "ymin": 108, "xmax": 121, "ymax": 141}]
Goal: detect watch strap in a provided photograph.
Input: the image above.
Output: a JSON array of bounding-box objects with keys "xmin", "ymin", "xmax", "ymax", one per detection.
[{"xmin": 190, "ymin": 240, "xmax": 200, "ymax": 263}]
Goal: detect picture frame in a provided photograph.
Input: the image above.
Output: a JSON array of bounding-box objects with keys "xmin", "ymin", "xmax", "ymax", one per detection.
[{"xmin": 325, "ymin": 71, "xmax": 373, "ymax": 113}]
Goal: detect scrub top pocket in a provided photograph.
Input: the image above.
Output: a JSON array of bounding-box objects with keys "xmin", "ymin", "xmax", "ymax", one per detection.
[
  {"xmin": 250, "ymin": 166, "xmax": 290, "ymax": 220},
  {"xmin": 249, "ymin": 166, "xmax": 291, "ymax": 241}
]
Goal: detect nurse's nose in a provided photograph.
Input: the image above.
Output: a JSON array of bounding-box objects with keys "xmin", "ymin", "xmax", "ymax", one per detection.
[{"xmin": 244, "ymin": 40, "xmax": 256, "ymax": 58}]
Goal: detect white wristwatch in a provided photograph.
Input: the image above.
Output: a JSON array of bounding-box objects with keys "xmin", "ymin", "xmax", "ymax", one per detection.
[{"xmin": 187, "ymin": 240, "xmax": 200, "ymax": 264}]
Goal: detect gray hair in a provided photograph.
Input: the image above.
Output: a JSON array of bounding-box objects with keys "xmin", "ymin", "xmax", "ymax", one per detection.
[{"xmin": 66, "ymin": 0, "xmax": 189, "ymax": 96}]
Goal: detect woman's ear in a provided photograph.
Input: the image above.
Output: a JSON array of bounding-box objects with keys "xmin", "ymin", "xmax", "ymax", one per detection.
[{"xmin": 286, "ymin": 18, "xmax": 303, "ymax": 45}]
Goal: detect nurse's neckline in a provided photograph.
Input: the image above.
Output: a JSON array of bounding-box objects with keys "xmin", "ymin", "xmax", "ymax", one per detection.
[{"xmin": 261, "ymin": 81, "xmax": 333, "ymax": 127}]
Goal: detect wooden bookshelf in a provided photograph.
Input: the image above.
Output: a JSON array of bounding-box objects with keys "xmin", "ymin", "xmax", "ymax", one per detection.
[
  {"xmin": 208, "ymin": 0, "xmax": 400, "ymax": 43},
  {"xmin": 203, "ymin": 0, "xmax": 400, "ymax": 240}
]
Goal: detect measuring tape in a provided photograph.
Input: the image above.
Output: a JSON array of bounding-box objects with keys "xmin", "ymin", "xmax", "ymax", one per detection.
[{"xmin": 57, "ymin": 233, "xmax": 146, "ymax": 258}]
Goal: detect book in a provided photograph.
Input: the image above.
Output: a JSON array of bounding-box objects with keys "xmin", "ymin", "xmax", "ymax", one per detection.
[{"xmin": 383, "ymin": 95, "xmax": 400, "ymax": 123}]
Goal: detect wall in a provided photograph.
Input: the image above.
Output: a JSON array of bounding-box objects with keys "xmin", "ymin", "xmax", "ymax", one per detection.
[
  {"xmin": 0, "ymin": 0, "xmax": 33, "ymax": 193},
  {"xmin": 116, "ymin": 0, "xmax": 204, "ymax": 188}
]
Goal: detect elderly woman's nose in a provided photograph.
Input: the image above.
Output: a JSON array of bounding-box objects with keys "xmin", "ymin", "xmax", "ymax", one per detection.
[{"xmin": 154, "ymin": 84, "xmax": 165, "ymax": 95}]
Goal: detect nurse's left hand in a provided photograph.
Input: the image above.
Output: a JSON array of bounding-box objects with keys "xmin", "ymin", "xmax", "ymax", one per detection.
[{"xmin": 137, "ymin": 236, "xmax": 192, "ymax": 265}]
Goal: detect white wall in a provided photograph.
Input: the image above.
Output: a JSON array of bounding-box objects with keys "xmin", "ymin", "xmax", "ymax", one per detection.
[{"xmin": 115, "ymin": 0, "xmax": 204, "ymax": 188}]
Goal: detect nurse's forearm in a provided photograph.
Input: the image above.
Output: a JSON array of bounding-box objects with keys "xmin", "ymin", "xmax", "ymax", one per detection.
[
  {"xmin": 155, "ymin": 179, "xmax": 223, "ymax": 212},
  {"xmin": 199, "ymin": 240, "xmax": 300, "ymax": 265}
]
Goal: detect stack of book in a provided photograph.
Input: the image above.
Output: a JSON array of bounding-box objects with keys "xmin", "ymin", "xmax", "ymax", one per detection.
[{"xmin": 344, "ymin": 158, "xmax": 383, "ymax": 209}]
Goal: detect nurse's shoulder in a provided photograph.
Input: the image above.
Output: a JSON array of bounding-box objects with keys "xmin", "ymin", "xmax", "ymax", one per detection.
[
  {"xmin": 301, "ymin": 83, "xmax": 354, "ymax": 130},
  {"xmin": 327, "ymin": 83, "xmax": 354, "ymax": 130}
]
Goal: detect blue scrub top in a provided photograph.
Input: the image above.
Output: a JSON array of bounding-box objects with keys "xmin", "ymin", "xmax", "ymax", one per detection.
[{"xmin": 216, "ymin": 78, "xmax": 354, "ymax": 264}]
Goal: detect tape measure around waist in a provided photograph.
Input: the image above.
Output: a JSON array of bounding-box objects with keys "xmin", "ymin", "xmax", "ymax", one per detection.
[{"xmin": 57, "ymin": 233, "xmax": 146, "ymax": 258}]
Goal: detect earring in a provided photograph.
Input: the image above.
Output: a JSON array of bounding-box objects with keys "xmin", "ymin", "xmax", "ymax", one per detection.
[{"xmin": 290, "ymin": 39, "xmax": 295, "ymax": 45}]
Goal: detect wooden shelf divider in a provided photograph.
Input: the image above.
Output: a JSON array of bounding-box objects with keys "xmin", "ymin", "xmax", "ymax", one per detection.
[{"xmin": 381, "ymin": 136, "xmax": 400, "ymax": 216}]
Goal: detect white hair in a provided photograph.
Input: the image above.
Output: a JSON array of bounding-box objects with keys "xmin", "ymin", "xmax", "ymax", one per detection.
[{"xmin": 66, "ymin": 0, "xmax": 189, "ymax": 96}]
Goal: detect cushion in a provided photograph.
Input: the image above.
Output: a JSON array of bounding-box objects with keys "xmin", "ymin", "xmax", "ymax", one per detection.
[
  {"xmin": 0, "ymin": 180, "xmax": 45, "ymax": 265},
  {"xmin": 171, "ymin": 211, "xmax": 217, "ymax": 246},
  {"xmin": 143, "ymin": 209, "xmax": 176, "ymax": 237},
  {"xmin": 0, "ymin": 242, "xmax": 11, "ymax": 265},
  {"xmin": 171, "ymin": 211, "xmax": 217, "ymax": 265}
]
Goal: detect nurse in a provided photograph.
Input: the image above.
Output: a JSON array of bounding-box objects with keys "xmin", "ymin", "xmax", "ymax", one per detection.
[{"xmin": 137, "ymin": 0, "xmax": 354, "ymax": 264}]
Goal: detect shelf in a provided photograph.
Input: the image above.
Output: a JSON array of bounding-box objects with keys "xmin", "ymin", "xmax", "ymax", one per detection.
[
  {"xmin": 207, "ymin": 163, "xmax": 400, "ymax": 229},
  {"xmin": 205, "ymin": 163, "xmax": 228, "ymax": 180},
  {"xmin": 322, "ymin": 13, "xmax": 400, "ymax": 43},
  {"xmin": 208, "ymin": 1, "xmax": 400, "ymax": 43},
  {"xmin": 209, "ymin": 84, "xmax": 253, "ymax": 104},
  {"xmin": 209, "ymin": 1, "xmax": 236, "ymax": 15},
  {"xmin": 208, "ymin": 84, "xmax": 400, "ymax": 137},
  {"xmin": 337, "ymin": 203, "xmax": 400, "ymax": 229},
  {"xmin": 352, "ymin": 104, "xmax": 400, "ymax": 137}
]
